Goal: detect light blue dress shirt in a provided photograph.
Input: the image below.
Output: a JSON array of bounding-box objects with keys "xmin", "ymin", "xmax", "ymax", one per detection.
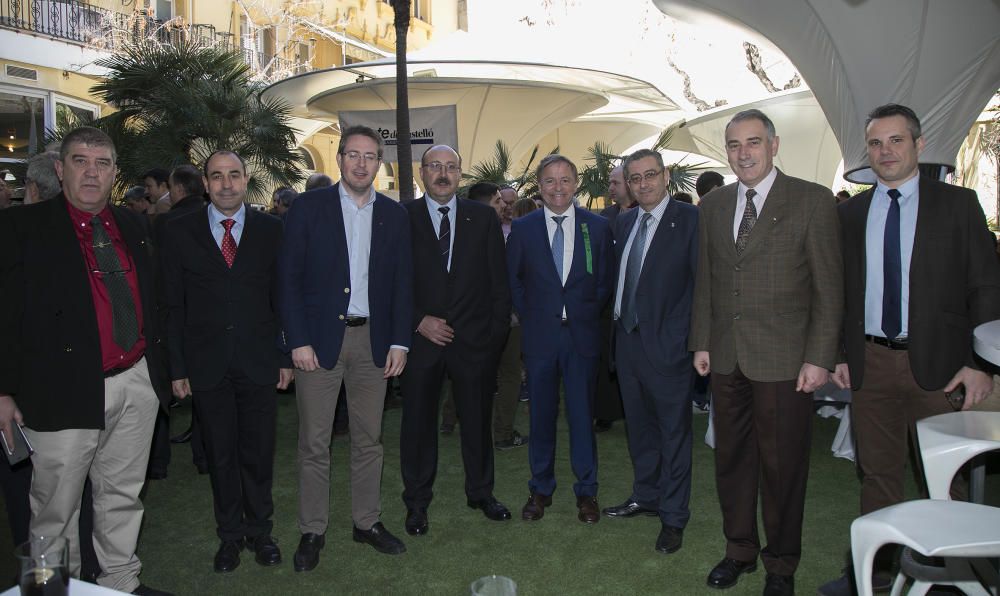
[
  {"xmin": 864, "ymin": 174, "xmax": 920, "ymax": 338},
  {"xmin": 424, "ymin": 194, "xmax": 457, "ymax": 271},
  {"xmin": 208, "ymin": 202, "xmax": 246, "ymax": 248},
  {"xmin": 614, "ymin": 195, "xmax": 670, "ymax": 318},
  {"xmin": 339, "ymin": 184, "xmax": 376, "ymax": 318}
]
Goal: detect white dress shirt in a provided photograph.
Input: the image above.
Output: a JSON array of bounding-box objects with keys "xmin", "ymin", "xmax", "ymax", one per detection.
[
  {"xmin": 614, "ymin": 195, "xmax": 670, "ymax": 318},
  {"xmin": 339, "ymin": 183, "xmax": 376, "ymax": 317}
]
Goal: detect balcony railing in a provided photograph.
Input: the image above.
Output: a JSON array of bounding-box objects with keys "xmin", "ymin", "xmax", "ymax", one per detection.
[{"xmin": 0, "ymin": 0, "xmax": 311, "ymax": 81}]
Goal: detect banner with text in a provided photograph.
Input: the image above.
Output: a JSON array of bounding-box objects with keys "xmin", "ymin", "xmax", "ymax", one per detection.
[{"xmin": 338, "ymin": 105, "xmax": 458, "ymax": 163}]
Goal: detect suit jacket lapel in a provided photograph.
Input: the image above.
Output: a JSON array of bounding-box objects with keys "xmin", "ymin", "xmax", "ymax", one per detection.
[
  {"xmin": 193, "ymin": 208, "xmax": 229, "ymax": 270},
  {"xmin": 566, "ymin": 211, "xmax": 588, "ymax": 285},
  {"xmin": 639, "ymin": 200, "xmax": 677, "ymax": 286},
  {"xmin": 370, "ymin": 195, "xmax": 389, "ymax": 276},
  {"xmin": 451, "ymin": 200, "xmax": 474, "ymax": 278},
  {"xmin": 721, "ymin": 185, "xmax": 739, "ymax": 259},
  {"xmin": 532, "ymin": 211, "xmax": 562, "ymax": 285}
]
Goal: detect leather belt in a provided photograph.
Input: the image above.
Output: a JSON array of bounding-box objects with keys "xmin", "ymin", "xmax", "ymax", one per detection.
[
  {"xmin": 865, "ymin": 334, "xmax": 909, "ymax": 350},
  {"xmin": 345, "ymin": 316, "xmax": 368, "ymax": 327}
]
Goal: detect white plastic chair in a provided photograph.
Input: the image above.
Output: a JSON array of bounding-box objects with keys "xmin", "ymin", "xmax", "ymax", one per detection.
[
  {"xmin": 916, "ymin": 411, "xmax": 1000, "ymax": 501},
  {"xmin": 851, "ymin": 499, "xmax": 1000, "ymax": 596}
]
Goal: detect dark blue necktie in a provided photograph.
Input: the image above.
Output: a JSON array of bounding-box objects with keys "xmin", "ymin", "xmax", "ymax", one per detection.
[{"xmin": 882, "ymin": 188, "xmax": 902, "ymax": 339}]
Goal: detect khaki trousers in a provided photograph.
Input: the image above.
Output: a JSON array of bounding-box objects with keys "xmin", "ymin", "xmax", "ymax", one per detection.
[
  {"xmin": 295, "ymin": 326, "xmax": 387, "ymax": 532},
  {"xmin": 25, "ymin": 357, "xmax": 158, "ymax": 594}
]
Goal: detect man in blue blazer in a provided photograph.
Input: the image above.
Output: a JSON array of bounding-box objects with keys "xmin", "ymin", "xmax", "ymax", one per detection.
[
  {"xmin": 506, "ymin": 154, "xmax": 614, "ymax": 524},
  {"xmin": 602, "ymin": 149, "xmax": 699, "ymax": 556},
  {"xmin": 278, "ymin": 126, "xmax": 413, "ymax": 568}
]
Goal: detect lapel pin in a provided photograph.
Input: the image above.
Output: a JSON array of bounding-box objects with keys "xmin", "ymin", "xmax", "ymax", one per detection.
[{"xmin": 670, "ymin": 221, "xmax": 675, "ymax": 228}]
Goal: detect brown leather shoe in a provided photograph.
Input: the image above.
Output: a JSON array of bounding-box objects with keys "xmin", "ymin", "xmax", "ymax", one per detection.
[
  {"xmin": 521, "ymin": 492, "xmax": 552, "ymax": 521},
  {"xmin": 577, "ymin": 496, "xmax": 600, "ymax": 524}
]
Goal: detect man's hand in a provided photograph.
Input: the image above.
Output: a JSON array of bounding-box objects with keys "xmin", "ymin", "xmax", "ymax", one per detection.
[
  {"xmin": 384, "ymin": 347, "xmax": 407, "ymax": 379},
  {"xmin": 832, "ymin": 363, "xmax": 851, "ymax": 390},
  {"xmin": 944, "ymin": 366, "xmax": 993, "ymax": 410},
  {"xmin": 417, "ymin": 316, "xmax": 454, "ymax": 346},
  {"xmin": 292, "ymin": 345, "xmax": 320, "ymax": 372},
  {"xmin": 693, "ymin": 351, "xmax": 711, "ymax": 376},
  {"xmin": 796, "ymin": 362, "xmax": 829, "ymax": 394},
  {"xmin": 171, "ymin": 379, "xmax": 192, "ymax": 400},
  {"xmin": 0, "ymin": 394, "xmax": 24, "ymax": 454},
  {"xmin": 277, "ymin": 368, "xmax": 293, "ymax": 390}
]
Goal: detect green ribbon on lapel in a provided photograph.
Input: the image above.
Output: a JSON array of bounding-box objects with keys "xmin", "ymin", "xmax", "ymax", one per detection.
[{"xmin": 581, "ymin": 222, "xmax": 593, "ymax": 274}]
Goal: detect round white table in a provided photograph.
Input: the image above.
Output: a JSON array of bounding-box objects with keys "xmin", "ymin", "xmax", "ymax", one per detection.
[
  {"xmin": 973, "ymin": 320, "xmax": 1000, "ymax": 366},
  {"xmin": 0, "ymin": 578, "xmax": 130, "ymax": 595}
]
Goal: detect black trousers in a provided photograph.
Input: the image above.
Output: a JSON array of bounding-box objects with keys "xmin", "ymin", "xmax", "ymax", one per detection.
[
  {"xmin": 194, "ymin": 367, "xmax": 277, "ymax": 542},
  {"xmin": 400, "ymin": 349, "xmax": 495, "ymax": 509}
]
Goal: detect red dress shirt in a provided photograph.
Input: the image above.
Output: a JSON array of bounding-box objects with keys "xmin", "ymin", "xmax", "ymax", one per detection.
[{"xmin": 66, "ymin": 202, "xmax": 146, "ymax": 372}]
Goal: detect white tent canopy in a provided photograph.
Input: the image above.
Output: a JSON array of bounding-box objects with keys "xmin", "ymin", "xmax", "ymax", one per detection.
[
  {"xmin": 666, "ymin": 89, "xmax": 843, "ymax": 187},
  {"xmin": 652, "ymin": 0, "xmax": 1000, "ymax": 183},
  {"xmin": 263, "ymin": 58, "xmax": 684, "ymax": 171}
]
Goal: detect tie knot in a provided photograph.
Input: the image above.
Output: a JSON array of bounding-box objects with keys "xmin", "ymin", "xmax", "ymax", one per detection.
[
  {"xmin": 552, "ymin": 215, "xmax": 567, "ymax": 226},
  {"xmin": 639, "ymin": 212, "xmax": 653, "ymax": 225},
  {"xmin": 222, "ymin": 219, "xmax": 235, "ymax": 231},
  {"xmin": 745, "ymin": 188, "xmax": 757, "ymax": 200},
  {"xmin": 438, "ymin": 206, "xmax": 450, "ymax": 215},
  {"xmin": 90, "ymin": 215, "xmax": 104, "ymax": 227},
  {"xmin": 887, "ymin": 188, "xmax": 902, "ymax": 201}
]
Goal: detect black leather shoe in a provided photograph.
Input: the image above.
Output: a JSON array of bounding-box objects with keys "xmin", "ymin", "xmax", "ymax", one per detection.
[
  {"xmin": 467, "ymin": 496, "xmax": 511, "ymax": 521},
  {"xmin": 763, "ymin": 573, "xmax": 794, "ymax": 596},
  {"xmin": 706, "ymin": 557, "xmax": 757, "ymax": 589},
  {"xmin": 292, "ymin": 533, "xmax": 324, "ymax": 572},
  {"xmin": 655, "ymin": 525, "xmax": 683, "ymax": 554},
  {"xmin": 132, "ymin": 585, "xmax": 174, "ymax": 596},
  {"xmin": 593, "ymin": 419, "xmax": 613, "ymax": 432},
  {"xmin": 405, "ymin": 508, "xmax": 428, "ymax": 536},
  {"xmin": 602, "ymin": 498, "xmax": 658, "ymax": 518},
  {"xmin": 213, "ymin": 539, "xmax": 243, "ymax": 573},
  {"xmin": 170, "ymin": 428, "xmax": 193, "ymax": 444},
  {"xmin": 147, "ymin": 470, "xmax": 167, "ymax": 480},
  {"xmin": 353, "ymin": 522, "xmax": 406, "ymax": 555},
  {"xmin": 247, "ymin": 535, "xmax": 281, "ymax": 566}
]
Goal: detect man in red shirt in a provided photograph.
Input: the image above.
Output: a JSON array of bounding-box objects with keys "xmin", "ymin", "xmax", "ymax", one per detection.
[{"xmin": 0, "ymin": 126, "xmax": 172, "ymax": 596}]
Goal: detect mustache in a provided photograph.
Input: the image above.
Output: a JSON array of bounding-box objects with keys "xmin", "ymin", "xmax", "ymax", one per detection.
[{"xmin": 434, "ymin": 177, "xmax": 451, "ymax": 185}]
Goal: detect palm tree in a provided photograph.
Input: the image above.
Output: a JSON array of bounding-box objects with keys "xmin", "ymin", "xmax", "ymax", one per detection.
[
  {"xmin": 576, "ymin": 140, "xmax": 620, "ymax": 209},
  {"xmin": 459, "ymin": 140, "xmax": 554, "ymax": 198},
  {"xmin": 86, "ymin": 40, "xmax": 304, "ymax": 203},
  {"xmin": 649, "ymin": 121, "xmax": 707, "ymax": 195},
  {"xmin": 392, "ymin": 0, "xmax": 415, "ymax": 202}
]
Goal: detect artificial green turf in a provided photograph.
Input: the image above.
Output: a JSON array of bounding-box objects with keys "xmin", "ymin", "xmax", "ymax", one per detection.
[{"xmin": 2, "ymin": 395, "xmax": 994, "ymax": 595}]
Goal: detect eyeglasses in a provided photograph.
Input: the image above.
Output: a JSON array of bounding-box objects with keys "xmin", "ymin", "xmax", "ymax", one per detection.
[
  {"xmin": 422, "ymin": 161, "xmax": 460, "ymax": 173},
  {"xmin": 342, "ymin": 150, "xmax": 380, "ymax": 163},
  {"xmin": 627, "ymin": 169, "xmax": 664, "ymax": 185}
]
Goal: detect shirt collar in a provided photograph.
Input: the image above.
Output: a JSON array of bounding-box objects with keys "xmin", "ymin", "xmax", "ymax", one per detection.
[
  {"xmin": 639, "ymin": 195, "xmax": 671, "ymax": 220},
  {"xmin": 65, "ymin": 199, "xmax": 112, "ymax": 227},
  {"xmin": 875, "ymin": 173, "xmax": 920, "ymax": 203},
  {"xmin": 207, "ymin": 201, "xmax": 246, "ymax": 227},
  {"xmin": 543, "ymin": 203, "xmax": 575, "ymax": 222},
  {"xmin": 738, "ymin": 166, "xmax": 778, "ymax": 200},
  {"xmin": 424, "ymin": 194, "xmax": 457, "ymax": 215},
  {"xmin": 339, "ymin": 182, "xmax": 376, "ymax": 208}
]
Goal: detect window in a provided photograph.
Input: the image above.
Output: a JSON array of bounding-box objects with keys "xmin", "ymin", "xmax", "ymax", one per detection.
[
  {"xmin": 0, "ymin": 89, "xmax": 45, "ymax": 161},
  {"xmin": 413, "ymin": 0, "xmax": 431, "ymax": 23}
]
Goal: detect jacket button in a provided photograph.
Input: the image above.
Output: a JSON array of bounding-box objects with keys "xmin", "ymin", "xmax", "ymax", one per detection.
[
  {"xmin": 733, "ymin": 313, "xmax": 741, "ymax": 320},
  {"xmin": 733, "ymin": 290, "xmax": 740, "ymax": 296},
  {"xmin": 64, "ymin": 347, "xmax": 72, "ymax": 352},
  {"xmin": 344, "ymin": 287, "xmax": 350, "ymax": 293},
  {"xmin": 339, "ymin": 315, "xmax": 345, "ymax": 321}
]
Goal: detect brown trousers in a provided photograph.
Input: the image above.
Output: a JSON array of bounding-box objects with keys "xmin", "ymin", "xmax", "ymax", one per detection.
[
  {"xmin": 711, "ymin": 366, "xmax": 814, "ymax": 576},
  {"xmin": 851, "ymin": 341, "xmax": 965, "ymax": 515}
]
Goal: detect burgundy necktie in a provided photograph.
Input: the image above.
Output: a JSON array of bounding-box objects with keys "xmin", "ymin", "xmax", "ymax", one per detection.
[{"xmin": 221, "ymin": 219, "xmax": 237, "ymax": 268}]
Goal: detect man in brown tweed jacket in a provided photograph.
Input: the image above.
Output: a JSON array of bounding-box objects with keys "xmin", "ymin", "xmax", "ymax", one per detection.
[{"xmin": 689, "ymin": 109, "xmax": 843, "ymax": 596}]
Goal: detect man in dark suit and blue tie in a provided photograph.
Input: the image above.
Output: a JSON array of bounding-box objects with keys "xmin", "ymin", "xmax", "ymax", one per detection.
[
  {"xmin": 506, "ymin": 154, "xmax": 614, "ymax": 524},
  {"xmin": 161, "ymin": 150, "xmax": 291, "ymax": 573},
  {"xmin": 819, "ymin": 104, "xmax": 1000, "ymax": 595},
  {"xmin": 602, "ymin": 149, "xmax": 699, "ymax": 556},
  {"xmin": 279, "ymin": 125, "xmax": 413, "ymax": 568},
  {"xmin": 399, "ymin": 145, "xmax": 512, "ymax": 536}
]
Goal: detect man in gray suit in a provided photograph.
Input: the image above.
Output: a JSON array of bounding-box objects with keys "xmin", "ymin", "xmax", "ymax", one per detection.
[{"xmin": 690, "ymin": 109, "xmax": 843, "ymax": 596}]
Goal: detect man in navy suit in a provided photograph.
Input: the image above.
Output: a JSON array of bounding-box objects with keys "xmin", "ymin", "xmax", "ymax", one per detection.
[
  {"xmin": 279, "ymin": 125, "xmax": 413, "ymax": 568},
  {"xmin": 601, "ymin": 149, "xmax": 699, "ymax": 556},
  {"xmin": 506, "ymin": 154, "xmax": 614, "ymax": 524}
]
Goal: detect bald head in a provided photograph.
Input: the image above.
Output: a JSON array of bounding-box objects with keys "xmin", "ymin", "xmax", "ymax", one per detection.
[{"xmin": 419, "ymin": 145, "xmax": 462, "ymax": 204}]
